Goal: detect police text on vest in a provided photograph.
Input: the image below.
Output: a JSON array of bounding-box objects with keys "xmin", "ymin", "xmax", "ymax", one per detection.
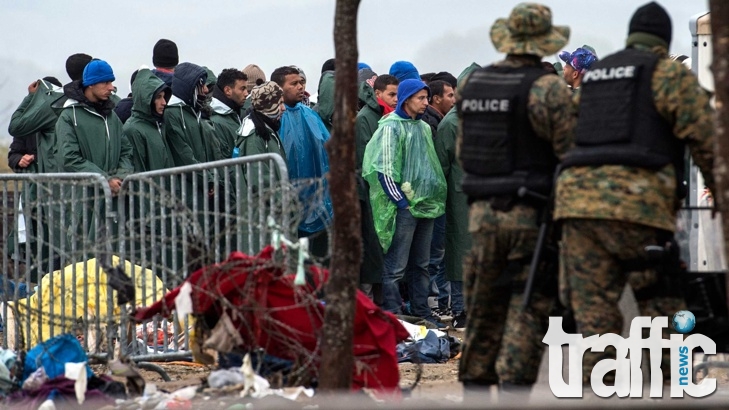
[
  {"xmin": 461, "ymin": 99, "xmax": 509, "ymax": 112},
  {"xmin": 583, "ymin": 66, "xmax": 636, "ymax": 82}
]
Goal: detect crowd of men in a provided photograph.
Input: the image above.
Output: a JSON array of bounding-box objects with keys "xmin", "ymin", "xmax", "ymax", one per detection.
[{"xmin": 6, "ymin": 0, "xmax": 714, "ymax": 395}]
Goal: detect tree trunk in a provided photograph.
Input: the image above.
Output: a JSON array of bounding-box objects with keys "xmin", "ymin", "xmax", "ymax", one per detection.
[
  {"xmin": 319, "ymin": 0, "xmax": 362, "ymax": 391},
  {"xmin": 709, "ymin": 2, "xmax": 729, "ymax": 311}
]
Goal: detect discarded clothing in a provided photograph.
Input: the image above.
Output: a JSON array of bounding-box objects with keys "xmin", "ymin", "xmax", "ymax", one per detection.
[
  {"xmin": 396, "ymin": 330, "xmax": 450, "ymax": 364},
  {"xmin": 134, "ymin": 246, "xmax": 409, "ymax": 396}
]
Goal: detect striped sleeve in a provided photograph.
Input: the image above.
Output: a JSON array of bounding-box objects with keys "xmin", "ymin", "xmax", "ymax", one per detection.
[{"xmin": 378, "ymin": 172, "xmax": 409, "ymax": 209}]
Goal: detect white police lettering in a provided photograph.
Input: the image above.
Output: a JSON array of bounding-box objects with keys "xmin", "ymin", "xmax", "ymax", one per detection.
[
  {"xmin": 543, "ymin": 316, "xmax": 717, "ymax": 398},
  {"xmin": 461, "ymin": 99, "xmax": 509, "ymax": 112},
  {"xmin": 583, "ymin": 65, "xmax": 636, "ymax": 82}
]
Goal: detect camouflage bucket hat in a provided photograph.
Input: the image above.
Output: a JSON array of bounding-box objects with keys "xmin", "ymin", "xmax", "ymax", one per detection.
[{"xmin": 490, "ymin": 3, "xmax": 570, "ymax": 57}]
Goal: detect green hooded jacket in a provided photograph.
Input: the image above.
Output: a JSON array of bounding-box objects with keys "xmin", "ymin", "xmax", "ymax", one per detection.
[
  {"xmin": 54, "ymin": 81, "xmax": 134, "ymax": 245},
  {"xmin": 314, "ymin": 70, "xmax": 335, "ymax": 133},
  {"xmin": 434, "ymin": 107, "xmax": 470, "ymax": 282},
  {"xmin": 123, "ymin": 68, "xmax": 174, "ymax": 172},
  {"xmin": 55, "ymin": 85, "xmax": 133, "ymax": 179},
  {"xmin": 164, "ymin": 99, "xmax": 221, "ymax": 165},
  {"xmin": 355, "ymin": 81, "xmax": 382, "ymax": 200},
  {"xmin": 210, "ymin": 94, "xmax": 243, "ymax": 159},
  {"xmin": 9, "ymin": 79, "xmax": 64, "ymax": 173},
  {"xmin": 164, "ymin": 63, "xmax": 222, "ymax": 166},
  {"xmin": 236, "ymin": 115, "xmax": 287, "ymax": 193},
  {"xmin": 362, "ymin": 113, "xmax": 447, "ymax": 252}
]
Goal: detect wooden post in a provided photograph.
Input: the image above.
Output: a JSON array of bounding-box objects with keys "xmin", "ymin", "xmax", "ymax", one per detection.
[
  {"xmin": 318, "ymin": 0, "xmax": 362, "ymax": 391},
  {"xmin": 709, "ymin": 3, "xmax": 729, "ymax": 312}
]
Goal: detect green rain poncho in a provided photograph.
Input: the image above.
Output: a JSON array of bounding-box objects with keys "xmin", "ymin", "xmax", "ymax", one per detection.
[{"xmin": 362, "ymin": 112, "xmax": 446, "ymax": 253}]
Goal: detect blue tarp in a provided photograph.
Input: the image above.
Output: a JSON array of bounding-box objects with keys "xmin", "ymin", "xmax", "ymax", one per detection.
[{"xmin": 23, "ymin": 334, "xmax": 92, "ymax": 381}]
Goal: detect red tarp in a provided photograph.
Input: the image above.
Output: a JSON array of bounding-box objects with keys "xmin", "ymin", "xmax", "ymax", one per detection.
[{"xmin": 134, "ymin": 246, "xmax": 409, "ymax": 397}]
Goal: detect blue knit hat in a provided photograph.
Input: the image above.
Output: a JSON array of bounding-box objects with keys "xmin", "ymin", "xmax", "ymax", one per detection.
[
  {"xmin": 389, "ymin": 61, "xmax": 420, "ymax": 82},
  {"xmin": 82, "ymin": 59, "xmax": 115, "ymax": 87}
]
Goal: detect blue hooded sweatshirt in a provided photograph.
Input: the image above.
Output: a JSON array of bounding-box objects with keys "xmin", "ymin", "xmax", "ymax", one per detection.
[
  {"xmin": 389, "ymin": 61, "xmax": 420, "ymax": 82},
  {"xmin": 394, "ymin": 79, "xmax": 431, "ymax": 120}
]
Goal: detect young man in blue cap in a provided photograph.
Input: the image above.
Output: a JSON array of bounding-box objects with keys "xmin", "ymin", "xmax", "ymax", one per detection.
[
  {"xmin": 55, "ymin": 59, "xmax": 134, "ymax": 243},
  {"xmin": 559, "ymin": 46, "xmax": 598, "ymax": 91}
]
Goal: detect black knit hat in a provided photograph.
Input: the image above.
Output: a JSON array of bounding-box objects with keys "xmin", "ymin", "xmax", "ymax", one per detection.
[
  {"xmin": 153, "ymin": 39, "xmax": 179, "ymax": 68},
  {"xmin": 321, "ymin": 58, "xmax": 335, "ymax": 73},
  {"xmin": 430, "ymin": 71, "xmax": 457, "ymax": 89},
  {"xmin": 628, "ymin": 1, "xmax": 672, "ymax": 46},
  {"xmin": 65, "ymin": 53, "xmax": 93, "ymax": 82}
]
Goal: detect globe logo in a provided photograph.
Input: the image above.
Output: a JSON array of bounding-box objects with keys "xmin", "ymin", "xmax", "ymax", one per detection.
[{"xmin": 672, "ymin": 310, "xmax": 696, "ymax": 334}]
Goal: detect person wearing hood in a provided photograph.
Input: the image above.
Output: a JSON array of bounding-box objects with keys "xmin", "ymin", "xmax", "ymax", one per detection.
[
  {"xmin": 122, "ymin": 68, "xmax": 173, "ymax": 172},
  {"xmin": 6, "ymin": 76, "xmax": 63, "ymax": 274},
  {"xmin": 164, "ymin": 62, "xmax": 221, "ymax": 166},
  {"xmin": 210, "ymin": 68, "xmax": 248, "ymax": 158},
  {"xmin": 555, "ymin": 1, "xmax": 715, "ymax": 384},
  {"xmin": 122, "ymin": 67, "xmax": 175, "ymax": 270},
  {"xmin": 457, "ymin": 3, "xmax": 575, "ymax": 392},
  {"xmin": 355, "ymin": 73, "xmax": 398, "ymax": 303},
  {"xmin": 273, "ymin": 65, "xmax": 333, "ymax": 259},
  {"xmin": 7, "ymin": 54, "xmax": 90, "ymax": 274},
  {"xmin": 55, "ymin": 59, "xmax": 134, "ymax": 242},
  {"xmin": 314, "ymin": 58, "xmax": 335, "ymax": 132},
  {"xmin": 362, "ymin": 78, "xmax": 447, "ymax": 329},
  {"xmin": 8, "ymin": 53, "xmax": 91, "ymax": 174}
]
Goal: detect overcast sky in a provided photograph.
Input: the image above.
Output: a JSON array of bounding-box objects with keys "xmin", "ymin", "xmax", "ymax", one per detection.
[{"xmin": 0, "ymin": 0, "xmax": 709, "ymax": 141}]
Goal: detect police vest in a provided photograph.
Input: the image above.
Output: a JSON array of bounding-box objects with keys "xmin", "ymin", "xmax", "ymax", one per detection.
[
  {"xmin": 458, "ymin": 65, "xmax": 558, "ymax": 199},
  {"xmin": 562, "ymin": 48, "xmax": 685, "ymax": 194}
]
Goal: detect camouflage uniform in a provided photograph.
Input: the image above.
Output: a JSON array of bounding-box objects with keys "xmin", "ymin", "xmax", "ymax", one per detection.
[
  {"xmin": 555, "ymin": 37, "xmax": 715, "ymax": 382},
  {"xmin": 458, "ymin": 3, "xmax": 576, "ymax": 386}
]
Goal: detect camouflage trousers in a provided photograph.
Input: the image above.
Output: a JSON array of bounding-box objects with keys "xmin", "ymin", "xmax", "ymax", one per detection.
[
  {"xmin": 459, "ymin": 201, "xmax": 555, "ymax": 386},
  {"xmin": 560, "ymin": 218, "xmax": 685, "ymax": 383}
]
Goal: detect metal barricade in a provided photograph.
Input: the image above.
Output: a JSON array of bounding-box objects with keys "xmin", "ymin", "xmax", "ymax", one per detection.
[
  {"xmin": 0, "ymin": 173, "xmax": 115, "ymax": 360},
  {"xmin": 116, "ymin": 154, "xmax": 291, "ymax": 362}
]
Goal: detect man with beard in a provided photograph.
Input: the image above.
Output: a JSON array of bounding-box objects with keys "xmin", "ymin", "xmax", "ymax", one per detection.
[
  {"xmin": 273, "ymin": 65, "xmax": 333, "ymax": 259},
  {"xmin": 210, "ymin": 68, "xmax": 248, "ymax": 159},
  {"xmin": 55, "ymin": 59, "xmax": 134, "ymax": 243}
]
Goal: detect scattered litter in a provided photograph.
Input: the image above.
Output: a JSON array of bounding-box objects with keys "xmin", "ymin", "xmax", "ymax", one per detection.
[
  {"xmin": 398, "ymin": 319, "xmax": 446, "ymax": 340},
  {"xmin": 397, "ymin": 329, "xmax": 451, "ymax": 364},
  {"xmin": 208, "ymin": 369, "xmax": 245, "ymax": 389},
  {"xmin": 22, "ymin": 367, "xmax": 47, "ymax": 392},
  {"xmin": 64, "ymin": 362, "xmax": 88, "ymax": 405},
  {"xmin": 0, "ymin": 348, "xmax": 17, "ymax": 392}
]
